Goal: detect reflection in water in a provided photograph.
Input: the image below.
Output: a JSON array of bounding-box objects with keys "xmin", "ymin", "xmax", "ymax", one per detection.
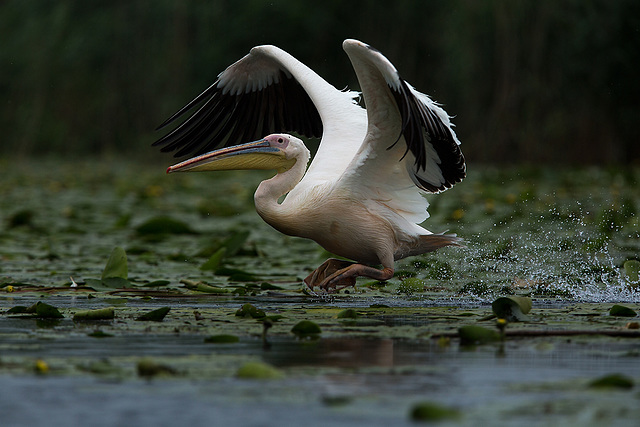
[{"xmin": 264, "ymin": 338, "xmax": 395, "ymax": 368}]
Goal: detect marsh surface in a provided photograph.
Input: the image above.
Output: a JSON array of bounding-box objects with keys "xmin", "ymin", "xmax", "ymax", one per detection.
[{"xmin": 1, "ymin": 160, "xmax": 639, "ymax": 426}]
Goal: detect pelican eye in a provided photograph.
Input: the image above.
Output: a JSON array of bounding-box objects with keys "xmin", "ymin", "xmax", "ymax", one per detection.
[{"xmin": 277, "ymin": 137, "xmax": 284, "ymax": 144}]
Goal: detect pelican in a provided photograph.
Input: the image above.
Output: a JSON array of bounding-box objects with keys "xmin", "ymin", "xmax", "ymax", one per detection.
[{"xmin": 155, "ymin": 39, "xmax": 466, "ymax": 292}]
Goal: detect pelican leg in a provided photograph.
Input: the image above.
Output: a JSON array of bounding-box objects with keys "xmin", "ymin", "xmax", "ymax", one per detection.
[
  {"xmin": 317, "ymin": 264, "xmax": 394, "ymax": 292},
  {"xmin": 304, "ymin": 259, "xmax": 357, "ymax": 289}
]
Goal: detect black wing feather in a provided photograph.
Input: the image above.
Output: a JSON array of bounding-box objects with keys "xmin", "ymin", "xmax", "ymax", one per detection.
[
  {"xmin": 390, "ymin": 79, "xmax": 466, "ymax": 193},
  {"xmin": 153, "ymin": 70, "xmax": 323, "ymax": 157}
]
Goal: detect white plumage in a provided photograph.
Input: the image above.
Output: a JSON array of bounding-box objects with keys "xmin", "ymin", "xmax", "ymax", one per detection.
[{"xmin": 156, "ymin": 39, "xmax": 466, "ymax": 291}]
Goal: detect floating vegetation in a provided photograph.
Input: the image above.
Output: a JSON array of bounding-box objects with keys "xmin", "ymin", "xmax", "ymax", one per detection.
[
  {"xmin": 137, "ymin": 358, "xmax": 178, "ymax": 378},
  {"xmin": 7, "ymin": 301, "xmax": 64, "ymax": 319},
  {"xmin": 336, "ymin": 308, "xmax": 359, "ymax": 319},
  {"xmin": 236, "ymin": 361, "xmax": 284, "ymax": 380},
  {"xmin": 235, "ymin": 303, "xmax": 266, "ymax": 319},
  {"xmin": 609, "ymin": 304, "xmax": 637, "ymax": 317},
  {"xmin": 410, "ymin": 402, "xmax": 461, "ymax": 422},
  {"xmin": 291, "ymin": 320, "xmax": 321, "ymax": 338},
  {"xmin": 458, "ymin": 325, "xmax": 502, "ymax": 345},
  {"xmin": 73, "ymin": 307, "xmax": 115, "ymax": 321},
  {"xmin": 588, "ymin": 374, "xmax": 635, "ymax": 390},
  {"xmin": 0, "ymin": 160, "xmax": 639, "ymax": 426},
  {"xmin": 491, "ymin": 296, "xmax": 532, "ymax": 322},
  {"xmin": 135, "ymin": 216, "xmax": 198, "ymax": 236},
  {"xmin": 135, "ymin": 307, "xmax": 171, "ymax": 322}
]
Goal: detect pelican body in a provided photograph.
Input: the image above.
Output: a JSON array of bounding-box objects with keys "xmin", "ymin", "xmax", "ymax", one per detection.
[{"xmin": 156, "ymin": 39, "xmax": 466, "ymax": 291}]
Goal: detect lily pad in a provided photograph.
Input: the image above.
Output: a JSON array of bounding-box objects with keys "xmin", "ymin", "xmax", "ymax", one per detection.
[
  {"xmin": 101, "ymin": 277, "xmax": 131, "ymax": 289},
  {"xmin": 31, "ymin": 301, "xmax": 64, "ymax": 319},
  {"xmin": 410, "ymin": 402, "xmax": 460, "ymax": 422},
  {"xmin": 337, "ymin": 309, "xmax": 359, "ymax": 319},
  {"xmin": 216, "ymin": 267, "xmax": 260, "ymax": 282},
  {"xmin": 219, "ymin": 230, "xmax": 250, "ymax": 256},
  {"xmin": 73, "ymin": 307, "xmax": 115, "ymax": 321},
  {"xmin": 136, "ymin": 306, "xmax": 171, "ymax": 321},
  {"xmin": 458, "ymin": 325, "xmax": 501, "ymax": 345},
  {"xmin": 291, "ymin": 320, "xmax": 321, "ymax": 338},
  {"xmin": 609, "ymin": 304, "xmax": 637, "ymax": 317},
  {"xmin": 492, "ymin": 296, "xmax": 532, "ymax": 321},
  {"xmin": 7, "ymin": 209, "xmax": 36, "ymax": 228},
  {"xmin": 6, "ymin": 306, "xmax": 30, "ymax": 314},
  {"xmin": 588, "ymin": 373, "xmax": 634, "ymax": 389},
  {"xmin": 141, "ymin": 280, "xmax": 171, "ymax": 287},
  {"xmin": 236, "ymin": 361, "xmax": 284, "ymax": 380},
  {"xmin": 135, "ymin": 216, "xmax": 197, "ymax": 236},
  {"xmin": 137, "ymin": 358, "xmax": 178, "ymax": 377},
  {"xmin": 188, "ymin": 282, "xmax": 230, "ymax": 294},
  {"xmin": 235, "ymin": 303, "xmax": 266, "ymax": 319},
  {"xmin": 102, "ymin": 247, "xmax": 128, "ymax": 280},
  {"xmin": 200, "ymin": 248, "xmax": 226, "ymax": 271}
]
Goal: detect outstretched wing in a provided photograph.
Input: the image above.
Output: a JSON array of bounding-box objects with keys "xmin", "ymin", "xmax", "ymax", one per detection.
[
  {"xmin": 341, "ymin": 39, "xmax": 466, "ymax": 195},
  {"xmin": 153, "ymin": 46, "xmax": 324, "ymax": 157},
  {"xmin": 391, "ymin": 79, "xmax": 466, "ymax": 192}
]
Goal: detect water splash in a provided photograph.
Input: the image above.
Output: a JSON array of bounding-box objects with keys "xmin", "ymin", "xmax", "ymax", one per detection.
[{"xmin": 417, "ymin": 203, "xmax": 639, "ymax": 303}]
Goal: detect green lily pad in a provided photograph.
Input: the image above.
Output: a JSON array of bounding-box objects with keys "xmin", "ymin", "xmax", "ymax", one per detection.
[
  {"xmin": 6, "ymin": 305, "xmax": 30, "ymax": 314},
  {"xmin": 337, "ymin": 309, "xmax": 359, "ymax": 319},
  {"xmin": 236, "ymin": 361, "xmax": 284, "ymax": 380},
  {"xmin": 84, "ymin": 277, "xmax": 132, "ymax": 292},
  {"xmin": 102, "ymin": 247, "xmax": 128, "ymax": 280},
  {"xmin": 291, "ymin": 320, "xmax": 321, "ymax": 338},
  {"xmin": 187, "ymin": 282, "xmax": 230, "ymax": 294},
  {"xmin": 7, "ymin": 209, "xmax": 34, "ymax": 228},
  {"xmin": 609, "ymin": 304, "xmax": 637, "ymax": 317},
  {"xmin": 136, "ymin": 306, "xmax": 171, "ymax": 321},
  {"xmin": 492, "ymin": 296, "xmax": 532, "ymax": 321},
  {"xmin": 235, "ymin": 303, "xmax": 266, "ymax": 319},
  {"xmin": 458, "ymin": 325, "xmax": 501, "ymax": 345},
  {"xmin": 141, "ymin": 280, "xmax": 171, "ymax": 287},
  {"xmin": 73, "ymin": 307, "xmax": 115, "ymax": 321},
  {"xmin": 410, "ymin": 402, "xmax": 460, "ymax": 422},
  {"xmin": 321, "ymin": 395, "xmax": 353, "ymax": 407},
  {"xmin": 135, "ymin": 216, "xmax": 197, "ymax": 236},
  {"xmin": 200, "ymin": 248, "xmax": 226, "ymax": 271},
  {"xmin": 101, "ymin": 277, "xmax": 132, "ymax": 289},
  {"xmin": 32, "ymin": 301, "xmax": 64, "ymax": 319},
  {"xmin": 216, "ymin": 267, "xmax": 260, "ymax": 282},
  {"xmin": 220, "ymin": 230, "xmax": 250, "ymax": 256},
  {"xmin": 588, "ymin": 373, "xmax": 634, "ymax": 389},
  {"xmin": 137, "ymin": 358, "xmax": 178, "ymax": 377},
  {"xmin": 79, "ymin": 359, "xmax": 123, "ymax": 376}
]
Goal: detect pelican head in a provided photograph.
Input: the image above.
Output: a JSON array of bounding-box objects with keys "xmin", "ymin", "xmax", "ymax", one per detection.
[{"xmin": 167, "ymin": 134, "xmax": 303, "ymax": 174}]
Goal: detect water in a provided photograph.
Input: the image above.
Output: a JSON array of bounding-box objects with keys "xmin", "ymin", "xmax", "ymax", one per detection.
[{"xmin": 1, "ymin": 161, "xmax": 639, "ymax": 426}]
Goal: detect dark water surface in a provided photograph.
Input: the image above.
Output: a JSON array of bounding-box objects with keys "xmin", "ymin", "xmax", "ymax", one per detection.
[{"xmin": 1, "ymin": 161, "xmax": 639, "ymax": 425}]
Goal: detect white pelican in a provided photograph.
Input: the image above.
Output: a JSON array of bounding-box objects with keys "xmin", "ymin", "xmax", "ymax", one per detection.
[{"xmin": 155, "ymin": 39, "xmax": 466, "ymax": 292}]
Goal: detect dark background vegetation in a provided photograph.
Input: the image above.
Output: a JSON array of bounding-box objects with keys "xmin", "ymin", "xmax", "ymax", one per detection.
[{"xmin": 2, "ymin": 0, "xmax": 639, "ymax": 164}]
